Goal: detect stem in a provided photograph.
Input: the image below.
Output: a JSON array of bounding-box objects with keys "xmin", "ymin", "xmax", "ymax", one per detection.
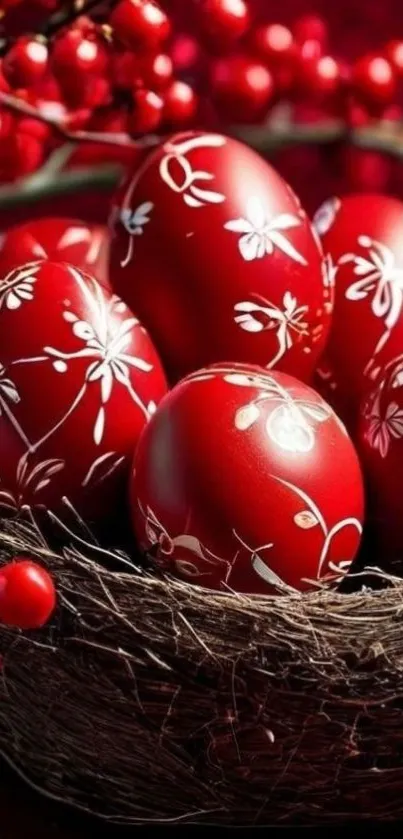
[
  {"xmin": 0, "ymin": 90, "xmax": 136, "ymax": 148},
  {"xmin": 0, "ymin": 163, "xmax": 121, "ymax": 209}
]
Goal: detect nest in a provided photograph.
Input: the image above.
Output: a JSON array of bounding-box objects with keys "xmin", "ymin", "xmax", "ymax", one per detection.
[{"xmin": 1, "ymin": 513, "xmax": 403, "ymax": 827}]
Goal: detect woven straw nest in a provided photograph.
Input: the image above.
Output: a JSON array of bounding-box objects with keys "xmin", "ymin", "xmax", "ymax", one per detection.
[{"xmin": 1, "ymin": 512, "xmax": 403, "ymax": 827}]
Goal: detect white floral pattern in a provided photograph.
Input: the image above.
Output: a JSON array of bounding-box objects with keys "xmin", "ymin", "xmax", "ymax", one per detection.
[
  {"xmin": 159, "ymin": 134, "xmax": 226, "ymax": 208},
  {"xmin": 364, "ymin": 389, "xmax": 403, "ymax": 458},
  {"xmin": 312, "ymin": 197, "xmax": 341, "ymax": 237},
  {"xmin": 234, "ymin": 292, "xmax": 308, "ymax": 368},
  {"xmin": 4, "ymin": 267, "xmax": 155, "ymax": 459},
  {"xmin": 341, "ymin": 235, "xmax": 403, "ymax": 331},
  {"xmin": 138, "ymin": 501, "xmax": 229, "ymax": 579},
  {"xmin": 0, "ymin": 263, "xmax": 40, "ymax": 311},
  {"xmin": 228, "ymin": 369, "xmax": 331, "ymax": 453},
  {"xmin": 224, "ymin": 196, "xmax": 307, "ymax": 265}
]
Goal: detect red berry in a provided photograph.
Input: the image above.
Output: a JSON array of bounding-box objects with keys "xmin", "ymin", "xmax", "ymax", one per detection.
[
  {"xmin": 353, "ymin": 54, "xmax": 397, "ymax": 109},
  {"xmin": 141, "ymin": 52, "xmax": 173, "ymax": 91},
  {"xmin": 0, "ymin": 61, "xmax": 10, "ymax": 93},
  {"xmin": 3, "ymin": 36, "xmax": 48, "ymax": 88},
  {"xmin": 163, "ymin": 80, "xmax": 197, "ymax": 126},
  {"xmin": 293, "ymin": 14, "xmax": 328, "ymax": 50},
  {"xmin": 296, "ymin": 54, "xmax": 342, "ymax": 101},
  {"xmin": 197, "ymin": 0, "xmax": 250, "ymax": 47},
  {"xmin": 51, "ymin": 29, "xmax": 108, "ymax": 81},
  {"xmin": 0, "ymin": 559, "xmax": 56, "ymax": 630},
  {"xmin": 170, "ymin": 33, "xmax": 201, "ymax": 73},
  {"xmin": 385, "ymin": 40, "xmax": 403, "ymax": 77},
  {"xmin": 111, "ymin": 49, "xmax": 141, "ymax": 90},
  {"xmin": 250, "ymin": 23, "xmax": 295, "ymax": 69},
  {"xmin": 0, "ymin": 108, "xmax": 13, "ymax": 140},
  {"xmin": 130, "ymin": 88, "xmax": 163, "ymax": 133},
  {"xmin": 211, "ymin": 56, "xmax": 274, "ymax": 122},
  {"xmin": 110, "ymin": 0, "xmax": 170, "ymax": 53}
]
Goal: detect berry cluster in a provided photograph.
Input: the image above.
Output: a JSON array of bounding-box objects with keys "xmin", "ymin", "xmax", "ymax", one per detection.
[{"xmin": 0, "ymin": 0, "xmax": 402, "ymax": 183}]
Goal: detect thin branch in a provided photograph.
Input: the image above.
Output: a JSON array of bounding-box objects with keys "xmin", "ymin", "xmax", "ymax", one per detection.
[
  {"xmin": 0, "ymin": 162, "xmax": 121, "ymax": 209},
  {"xmin": 232, "ymin": 119, "xmax": 403, "ymax": 159},
  {"xmin": 0, "ymin": 90, "xmax": 135, "ymax": 148}
]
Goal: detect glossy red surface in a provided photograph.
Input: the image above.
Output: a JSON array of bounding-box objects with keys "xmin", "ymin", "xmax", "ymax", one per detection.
[
  {"xmin": 0, "ymin": 261, "xmax": 167, "ymax": 524},
  {"xmin": 313, "ymin": 193, "xmax": 403, "ymax": 430},
  {"xmin": 0, "ymin": 558, "xmax": 56, "ymax": 629},
  {"xmin": 109, "ymin": 131, "xmax": 331, "ymax": 385},
  {"xmin": 130, "ymin": 363, "xmax": 364, "ymax": 594},
  {"xmin": 0, "ymin": 217, "xmax": 111, "ymax": 288}
]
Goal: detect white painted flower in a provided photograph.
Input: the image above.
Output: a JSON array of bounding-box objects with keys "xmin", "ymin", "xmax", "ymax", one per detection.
[
  {"xmin": 31, "ymin": 267, "xmax": 156, "ymax": 447},
  {"xmin": 234, "ymin": 291, "xmax": 308, "ymax": 367},
  {"xmin": 159, "ymin": 134, "xmax": 226, "ymax": 208},
  {"xmin": 341, "ymin": 235, "xmax": 403, "ymax": 331},
  {"xmin": 312, "ymin": 197, "xmax": 340, "ymax": 237},
  {"xmin": 365, "ymin": 391, "xmax": 403, "ymax": 458},
  {"xmin": 224, "ymin": 196, "xmax": 307, "ymax": 265},
  {"xmin": 0, "ymin": 262, "xmax": 40, "ymax": 311},
  {"xmin": 120, "ymin": 202, "xmax": 154, "ymax": 268}
]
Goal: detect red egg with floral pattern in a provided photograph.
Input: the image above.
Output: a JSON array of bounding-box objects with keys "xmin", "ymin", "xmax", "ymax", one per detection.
[
  {"xmin": 357, "ymin": 352, "xmax": 403, "ymax": 573},
  {"xmin": 0, "ymin": 261, "xmax": 167, "ymax": 525},
  {"xmin": 0, "ymin": 218, "xmax": 110, "ymax": 289},
  {"xmin": 312, "ymin": 193, "xmax": 403, "ymax": 431},
  {"xmin": 130, "ymin": 363, "xmax": 364, "ymax": 594},
  {"xmin": 109, "ymin": 131, "xmax": 331, "ymax": 384}
]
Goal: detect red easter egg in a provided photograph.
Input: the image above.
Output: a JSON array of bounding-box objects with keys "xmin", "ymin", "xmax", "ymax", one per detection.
[
  {"xmin": 0, "ymin": 261, "xmax": 167, "ymax": 524},
  {"xmin": 130, "ymin": 363, "xmax": 364, "ymax": 594},
  {"xmin": 0, "ymin": 217, "xmax": 110, "ymax": 289},
  {"xmin": 357, "ymin": 353, "xmax": 403, "ymax": 572},
  {"xmin": 109, "ymin": 131, "xmax": 331, "ymax": 384},
  {"xmin": 312, "ymin": 193, "xmax": 403, "ymax": 430}
]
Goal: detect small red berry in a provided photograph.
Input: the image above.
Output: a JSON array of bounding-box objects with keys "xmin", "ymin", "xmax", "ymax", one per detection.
[
  {"xmin": 3, "ymin": 36, "xmax": 48, "ymax": 88},
  {"xmin": 211, "ymin": 56, "xmax": 274, "ymax": 122},
  {"xmin": 353, "ymin": 54, "xmax": 397, "ymax": 109},
  {"xmin": 0, "ymin": 108, "xmax": 13, "ymax": 140},
  {"xmin": 51, "ymin": 29, "xmax": 109, "ymax": 81},
  {"xmin": 170, "ymin": 33, "xmax": 201, "ymax": 73},
  {"xmin": 385, "ymin": 40, "xmax": 403, "ymax": 77},
  {"xmin": 293, "ymin": 14, "xmax": 328, "ymax": 51},
  {"xmin": 141, "ymin": 52, "xmax": 173, "ymax": 91},
  {"xmin": 111, "ymin": 49, "xmax": 141, "ymax": 90},
  {"xmin": 197, "ymin": 0, "xmax": 250, "ymax": 47},
  {"xmin": 130, "ymin": 88, "xmax": 163, "ymax": 134},
  {"xmin": 250, "ymin": 23, "xmax": 295, "ymax": 69},
  {"xmin": 296, "ymin": 54, "xmax": 342, "ymax": 101},
  {"xmin": 0, "ymin": 559, "xmax": 56, "ymax": 630},
  {"xmin": 110, "ymin": 0, "xmax": 170, "ymax": 53},
  {"xmin": 0, "ymin": 61, "xmax": 10, "ymax": 93},
  {"xmin": 163, "ymin": 80, "xmax": 198, "ymax": 126}
]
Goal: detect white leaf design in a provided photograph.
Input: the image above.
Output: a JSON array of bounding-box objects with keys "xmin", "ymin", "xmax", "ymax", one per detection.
[
  {"xmin": 251, "ymin": 553, "xmax": 286, "ymax": 589},
  {"xmin": 267, "ymin": 404, "xmax": 313, "ymax": 453},
  {"xmin": 94, "ymin": 407, "xmax": 105, "ymax": 445},
  {"xmin": 312, "ymin": 197, "xmax": 341, "ymax": 236},
  {"xmin": 300, "ymin": 402, "xmax": 331, "ymax": 422},
  {"xmin": 235, "ymin": 403, "xmax": 260, "ymax": 431},
  {"xmin": 294, "ymin": 510, "xmax": 319, "ymax": 529},
  {"xmin": 175, "ymin": 560, "xmax": 201, "ymax": 577}
]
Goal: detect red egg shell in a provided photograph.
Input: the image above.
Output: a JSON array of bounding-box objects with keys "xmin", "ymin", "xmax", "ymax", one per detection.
[
  {"xmin": 312, "ymin": 193, "xmax": 403, "ymax": 431},
  {"xmin": 109, "ymin": 131, "xmax": 331, "ymax": 384},
  {"xmin": 130, "ymin": 363, "xmax": 364, "ymax": 594},
  {"xmin": 0, "ymin": 261, "xmax": 167, "ymax": 524},
  {"xmin": 357, "ymin": 352, "xmax": 403, "ymax": 572},
  {"xmin": 0, "ymin": 217, "xmax": 110, "ymax": 289}
]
